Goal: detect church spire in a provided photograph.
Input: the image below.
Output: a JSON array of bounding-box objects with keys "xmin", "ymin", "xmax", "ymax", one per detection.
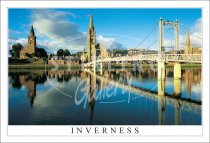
[
  {"xmin": 89, "ymin": 15, "xmax": 94, "ymax": 28},
  {"xmin": 87, "ymin": 13, "xmax": 96, "ymax": 62},
  {"xmin": 185, "ymin": 32, "xmax": 191, "ymax": 45},
  {"xmin": 30, "ymin": 25, "xmax": 35, "ymax": 36},
  {"xmin": 184, "ymin": 31, "xmax": 192, "ymax": 54}
]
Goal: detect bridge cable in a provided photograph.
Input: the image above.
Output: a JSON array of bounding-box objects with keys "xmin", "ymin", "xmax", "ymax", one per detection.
[
  {"xmin": 135, "ymin": 23, "xmax": 158, "ymax": 49},
  {"xmin": 145, "ymin": 26, "xmax": 174, "ymax": 50}
]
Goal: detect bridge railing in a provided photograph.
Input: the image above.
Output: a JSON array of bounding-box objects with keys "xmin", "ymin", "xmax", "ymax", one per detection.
[
  {"xmin": 165, "ymin": 54, "xmax": 202, "ymax": 63},
  {"xmin": 84, "ymin": 53, "xmax": 202, "ymax": 66}
]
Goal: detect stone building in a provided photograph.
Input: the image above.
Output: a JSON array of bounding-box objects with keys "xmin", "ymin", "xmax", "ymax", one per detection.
[
  {"xmin": 94, "ymin": 43, "xmax": 110, "ymax": 59},
  {"xmin": 81, "ymin": 15, "xmax": 110, "ymax": 63},
  {"xmin": 48, "ymin": 55, "xmax": 80, "ymax": 65},
  {"xmin": 87, "ymin": 15, "xmax": 96, "ymax": 62},
  {"xmin": 19, "ymin": 25, "xmax": 36, "ymax": 59}
]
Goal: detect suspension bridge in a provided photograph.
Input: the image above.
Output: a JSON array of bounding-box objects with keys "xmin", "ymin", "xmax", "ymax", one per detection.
[{"xmin": 84, "ymin": 18, "xmax": 202, "ymax": 80}]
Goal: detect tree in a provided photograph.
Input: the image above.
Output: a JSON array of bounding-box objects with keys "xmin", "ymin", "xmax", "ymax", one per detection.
[
  {"xmin": 10, "ymin": 43, "xmax": 23, "ymax": 58},
  {"xmin": 36, "ymin": 48, "xmax": 47, "ymax": 58},
  {"xmin": 64, "ymin": 49, "xmax": 71, "ymax": 56},
  {"xmin": 57, "ymin": 49, "xmax": 64, "ymax": 56}
]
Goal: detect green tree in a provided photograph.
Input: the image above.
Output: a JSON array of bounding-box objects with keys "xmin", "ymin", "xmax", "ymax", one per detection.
[
  {"xmin": 10, "ymin": 43, "xmax": 23, "ymax": 58},
  {"xmin": 64, "ymin": 49, "xmax": 71, "ymax": 56},
  {"xmin": 57, "ymin": 49, "xmax": 64, "ymax": 56}
]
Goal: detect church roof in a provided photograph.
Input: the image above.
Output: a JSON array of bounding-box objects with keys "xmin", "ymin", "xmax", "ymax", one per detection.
[
  {"xmin": 89, "ymin": 15, "xmax": 94, "ymax": 29},
  {"xmin": 185, "ymin": 32, "xmax": 191, "ymax": 46},
  {"xmin": 30, "ymin": 25, "xmax": 35, "ymax": 36}
]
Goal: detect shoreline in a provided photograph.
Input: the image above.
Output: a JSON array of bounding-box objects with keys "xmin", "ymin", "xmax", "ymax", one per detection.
[{"xmin": 8, "ymin": 63, "xmax": 202, "ymax": 70}]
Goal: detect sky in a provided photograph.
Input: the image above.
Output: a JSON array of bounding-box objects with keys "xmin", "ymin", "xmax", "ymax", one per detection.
[{"xmin": 8, "ymin": 8, "xmax": 202, "ymax": 54}]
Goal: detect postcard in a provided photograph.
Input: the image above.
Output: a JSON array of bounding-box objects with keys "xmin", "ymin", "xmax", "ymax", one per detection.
[{"xmin": 0, "ymin": 0, "xmax": 209, "ymax": 142}]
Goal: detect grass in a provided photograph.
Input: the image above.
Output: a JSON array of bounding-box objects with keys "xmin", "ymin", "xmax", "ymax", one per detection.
[
  {"xmin": 9, "ymin": 61, "xmax": 201, "ymax": 70},
  {"xmin": 9, "ymin": 64, "xmax": 81, "ymax": 69}
]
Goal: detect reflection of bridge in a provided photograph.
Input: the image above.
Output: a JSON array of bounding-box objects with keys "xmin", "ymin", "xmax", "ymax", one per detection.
[{"xmin": 86, "ymin": 70, "xmax": 201, "ymax": 116}]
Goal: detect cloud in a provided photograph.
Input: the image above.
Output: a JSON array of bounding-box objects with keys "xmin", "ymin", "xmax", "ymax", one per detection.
[
  {"xmin": 31, "ymin": 9, "xmax": 86, "ymax": 53},
  {"xmin": 97, "ymin": 35, "xmax": 126, "ymax": 51},
  {"xmin": 8, "ymin": 37, "xmax": 27, "ymax": 50},
  {"xmin": 163, "ymin": 18, "xmax": 202, "ymax": 50}
]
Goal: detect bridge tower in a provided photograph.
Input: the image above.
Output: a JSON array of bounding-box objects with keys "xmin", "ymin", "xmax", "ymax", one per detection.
[
  {"xmin": 158, "ymin": 18, "xmax": 165, "ymax": 80},
  {"xmin": 158, "ymin": 18, "xmax": 164, "ymax": 55},
  {"xmin": 158, "ymin": 18, "xmax": 180, "ymax": 53},
  {"xmin": 87, "ymin": 15, "xmax": 96, "ymax": 62},
  {"xmin": 174, "ymin": 19, "xmax": 180, "ymax": 52},
  {"xmin": 158, "ymin": 18, "xmax": 181, "ymax": 80}
]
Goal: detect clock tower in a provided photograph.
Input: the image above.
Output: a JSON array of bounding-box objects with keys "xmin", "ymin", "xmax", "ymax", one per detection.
[{"xmin": 87, "ymin": 15, "xmax": 96, "ymax": 62}]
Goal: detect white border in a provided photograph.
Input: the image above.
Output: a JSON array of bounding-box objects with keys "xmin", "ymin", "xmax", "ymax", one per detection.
[{"xmin": 1, "ymin": 1, "xmax": 209, "ymax": 142}]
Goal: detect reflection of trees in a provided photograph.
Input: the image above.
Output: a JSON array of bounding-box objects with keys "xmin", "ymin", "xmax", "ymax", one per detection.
[
  {"xmin": 9, "ymin": 73, "xmax": 22, "ymax": 89},
  {"xmin": 9, "ymin": 71, "xmax": 47, "ymax": 89}
]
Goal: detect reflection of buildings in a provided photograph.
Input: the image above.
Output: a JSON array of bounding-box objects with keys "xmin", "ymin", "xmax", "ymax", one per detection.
[
  {"xmin": 48, "ymin": 70, "xmax": 81, "ymax": 82},
  {"xmin": 87, "ymin": 73, "xmax": 96, "ymax": 124},
  {"xmin": 10, "ymin": 71, "xmax": 47, "ymax": 107},
  {"xmin": 183, "ymin": 69, "xmax": 201, "ymax": 98},
  {"xmin": 19, "ymin": 75, "xmax": 36, "ymax": 107}
]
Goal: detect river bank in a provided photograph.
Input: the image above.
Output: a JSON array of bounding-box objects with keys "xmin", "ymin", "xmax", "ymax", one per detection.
[{"xmin": 9, "ymin": 63, "xmax": 201, "ymax": 70}]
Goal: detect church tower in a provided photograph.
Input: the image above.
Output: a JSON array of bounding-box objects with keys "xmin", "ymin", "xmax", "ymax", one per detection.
[
  {"xmin": 19, "ymin": 25, "xmax": 36, "ymax": 59},
  {"xmin": 184, "ymin": 32, "xmax": 192, "ymax": 54},
  {"xmin": 87, "ymin": 15, "xmax": 96, "ymax": 62},
  {"xmin": 27, "ymin": 25, "xmax": 36, "ymax": 53}
]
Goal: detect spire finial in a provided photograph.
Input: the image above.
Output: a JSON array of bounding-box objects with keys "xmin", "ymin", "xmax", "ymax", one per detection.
[
  {"xmin": 30, "ymin": 25, "xmax": 35, "ymax": 36},
  {"xmin": 89, "ymin": 11, "xmax": 94, "ymax": 28}
]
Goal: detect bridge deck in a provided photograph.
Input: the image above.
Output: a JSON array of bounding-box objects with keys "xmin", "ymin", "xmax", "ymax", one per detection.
[{"xmin": 84, "ymin": 54, "xmax": 202, "ymax": 67}]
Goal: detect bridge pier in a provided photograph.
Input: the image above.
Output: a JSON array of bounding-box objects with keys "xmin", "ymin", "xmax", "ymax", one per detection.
[
  {"xmin": 93, "ymin": 61, "xmax": 96, "ymax": 74},
  {"xmin": 158, "ymin": 61, "xmax": 165, "ymax": 80},
  {"xmin": 174, "ymin": 63, "xmax": 181, "ymax": 79},
  {"xmin": 100, "ymin": 63, "xmax": 103, "ymax": 75}
]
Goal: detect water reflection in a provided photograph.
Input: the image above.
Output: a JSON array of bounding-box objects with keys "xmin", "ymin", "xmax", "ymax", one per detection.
[
  {"xmin": 9, "ymin": 68, "xmax": 202, "ymax": 125},
  {"xmin": 87, "ymin": 73, "xmax": 96, "ymax": 124},
  {"xmin": 9, "ymin": 71, "xmax": 47, "ymax": 107},
  {"xmin": 183, "ymin": 69, "xmax": 202, "ymax": 99},
  {"xmin": 157, "ymin": 80, "xmax": 166, "ymax": 125}
]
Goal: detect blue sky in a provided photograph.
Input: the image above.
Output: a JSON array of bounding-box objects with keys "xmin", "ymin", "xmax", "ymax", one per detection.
[{"xmin": 8, "ymin": 8, "xmax": 202, "ymax": 54}]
